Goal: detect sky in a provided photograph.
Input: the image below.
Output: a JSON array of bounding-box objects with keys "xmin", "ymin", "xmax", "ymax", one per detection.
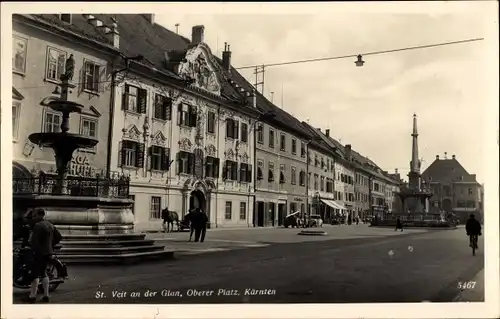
[{"xmin": 152, "ymin": 2, "xmax": 496, "ymax": 183}]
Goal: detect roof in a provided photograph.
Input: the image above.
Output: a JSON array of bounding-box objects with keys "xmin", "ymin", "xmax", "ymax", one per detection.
[
  {"xmin": 300, "ymin": 122, "xmax": 336, "ymax": 155},
  {"xmin": 422, "ymin": 158, "xmax": 478, "ymax": 184}
]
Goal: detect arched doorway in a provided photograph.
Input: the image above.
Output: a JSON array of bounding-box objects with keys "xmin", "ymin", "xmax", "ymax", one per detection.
[{"xmin": 189, "ymin": 189, "xmax": 206, "ymax": 213}]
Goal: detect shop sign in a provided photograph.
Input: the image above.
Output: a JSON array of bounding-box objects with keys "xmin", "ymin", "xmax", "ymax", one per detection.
[{"xmin": 69, "ymin": 154, "xmax": 96, "ymax": 177}]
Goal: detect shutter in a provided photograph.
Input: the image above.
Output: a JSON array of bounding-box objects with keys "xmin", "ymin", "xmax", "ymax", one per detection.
[
  {"xmin": 234, "ymin": 121, "xmax": 239, "ymax": 139},
  {"xmin": 226, "ymin": 119, "xmax": 231, "ymax": 138},
  {"xmin": 190, "ymin": 108, "xmax": 197, "ymax": 127},
  {"xmin": 139, "ymin": 89, "xmax": 147, "ymax": 114},
  {"xmin": 98, "ymin": 65, "xmax": 106, "ymax": 93},
  {"xmin": 147, "ymin": 146, "xmax": 153, "ymax": 170},
  {"xmin": 238, "ymin": 163, "xmax": 242, "ymax": 182},
  {"xmin": 78, "ymin": 67, "xmax": 84, "ymax": 94},
  {"xmin": 232, "ymin": 162, "xmax": 238, "ymax": 181},
  {"xmin": 136, "ymin": 142, "xmax": 145, "ymax": 168},
  {"xmin": 247, "ymin": 164, "xmax": 252, "ymax": 183},
  {"xmin": 222, "ymin": 161, "xmax": 228, "ymax": 180},
  {"xmin": 165, "ymin": 99, "xmax": 172, "ymax": 120},
  {"xmin": 56, "ymin": 53, "xmax": 65, "ymax": 80},
  {"xmin": 118, "ymin": 141, "xmax": 124, "ymax": 167},
  {"xmin": 161, "ymin": 147, "xmax": 169, "ymax": 171},
  {"xmin": 177, "ymin": 103, "xmax": 183, "ymax": 125},
  {"xmin": 214, "ymin": 158, "xmax": 220, "ymax": 178},
  {"xmin": 189, "ymin": 152, "xmax": 195, "ymax": 175},
  {"xmin": 122, "ymin": 85, "xmax": 129, "ymax": 110},
  {"xmin": 175, "ymin": 152, "xmax": 181, "ymax": 175}
]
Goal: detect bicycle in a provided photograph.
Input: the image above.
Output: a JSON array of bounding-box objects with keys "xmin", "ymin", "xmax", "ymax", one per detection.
[{"xmin": 470, "ymin": 235, "xmax": 479, "ymax": 256}]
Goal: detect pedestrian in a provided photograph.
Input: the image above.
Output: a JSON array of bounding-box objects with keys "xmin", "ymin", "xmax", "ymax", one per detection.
[
  {"xmin": 184, "ymin": 209, "xmax": 195, "ymax": 241},
  {"xmin": 26, "ymin": 208, "xmax": 62, "ymax": 303},
  {"xmin": 356, "ymin": 216, "xmax": 359, "ymax": 225},
  {"xmin": 395, "ymin": 216, "xmax": 403, "ymax": 232},
  {"xmin": 161, "ymin": 207, "xmax": 170, "ymax": 232},
  {"xmin": 192, "ymin": 208, "xmax": 209, "ymax": 242}
]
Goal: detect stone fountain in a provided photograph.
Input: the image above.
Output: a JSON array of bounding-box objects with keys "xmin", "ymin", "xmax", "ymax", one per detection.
[{"xmin": 13, "ymin": 59, "xmax": 174, "ymax": 263}]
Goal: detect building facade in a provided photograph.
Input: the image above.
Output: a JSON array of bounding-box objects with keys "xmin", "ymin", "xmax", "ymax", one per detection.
[
  {"xmin": 12, "ymin": 14, "xmax": 119, "ymax": 180},
  {"xmin": 422, "ymin": 154, "xmax": 483, "ymax": 222}
]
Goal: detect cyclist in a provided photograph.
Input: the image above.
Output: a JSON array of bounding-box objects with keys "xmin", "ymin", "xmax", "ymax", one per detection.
[{"xmin": 465, "ymin": 214, "xmax": 482, "ymax": 249}]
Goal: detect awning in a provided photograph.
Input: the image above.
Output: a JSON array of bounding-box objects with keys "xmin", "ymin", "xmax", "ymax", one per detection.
[
  {"xmin": 321, "ymin": 199, "xmax": 346, "ymax": 210},
  {"xmin": 286, "ymin": 211, "xmax": 300, "ymax": 218}
]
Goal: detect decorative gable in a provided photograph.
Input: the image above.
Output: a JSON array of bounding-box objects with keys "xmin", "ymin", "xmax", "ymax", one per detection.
[
  {"xmin": 151, "ymin": 131, "xmax": 167, "ymax": 147},
  {"xmin": 176, "ymin": 43, "xmax": 222, "ymax": 96},
  {"xmin": 13, "ymin": 87, "xmax": 24, "ymax": 100},
  {"xmin": 123, "ymin": 125, "xmax": 142, "ymax": 141}
]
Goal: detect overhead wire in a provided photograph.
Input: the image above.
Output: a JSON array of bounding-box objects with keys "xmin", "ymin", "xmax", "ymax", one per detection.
[{"xmin": 15, "ymin": 37, "xmax": 484, "ymax": 90}]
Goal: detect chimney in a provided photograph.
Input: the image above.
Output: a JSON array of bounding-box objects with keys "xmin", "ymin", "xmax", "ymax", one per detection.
[
  {"xmin": 436, "ymin": 155, "xmax": 439, "ymax": 160},
  {"xmin": 222, "ymin": 43, "xmax": 232, "ymax": 72},
  {"xmin": 317, "ymin": 128, "xmax": 321, "ymax": 132},
  {"xmin": 145, "ymin": 14, "xmax": 155, "ymax": 24},
  {"xmin": 106, "ymin": 19, "xmax": 120, "ymax": 49},
  {"xmin": 325, "ymin": 129, "xmax": 330, "ymax": 137},
  {"xmin": 191, "ymin": 25, "xmax": 205, "ymax": 45},
  {"xmin": 345, "ymin": 144, "xmax": 352, "ymax": 161},
  {"xmin": 452, "ymin": 154, "xmax": 456, "ymax": 159},
  {"xmin": 395, "ymin": 168, "xmax": 398, "ymax": 174}
]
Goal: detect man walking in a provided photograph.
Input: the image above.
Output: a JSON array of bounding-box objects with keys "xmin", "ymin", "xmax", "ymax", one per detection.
[
  {"xmin": 395, "ymin": 216, "xmax": 403, "ymax": 232},
  {"xmin": 161, "ymin": 207, "xmax": 169, "ymax": 233},
  {"xmin": 192, "ymin": 208, "xmax": 209, "ymax": 243},
  {"xmin": 466, "ymin": 214, "xmax": 482, "ymax": 249},
  {"xmin": 27, "ymin": 208, "xmax": 62, "ymax": 303}
]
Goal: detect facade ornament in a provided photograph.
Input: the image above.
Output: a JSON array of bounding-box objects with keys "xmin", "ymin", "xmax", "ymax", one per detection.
[
  {"xmin": 143, "ymin": 117, "xmax": 150, "ymax": 138},
  {"xmin": 151, "ymin": 131, "xmax": 167, "ymax": 147},
  {"xmin": 225, "ymin": 148, "xmax": 234, "ymax": 160},
  {"xmin": 123, "ymin": 125, "xmax": 141, "ymax": 141},
  {"xmin": 205, "ymin": 144, "xmax": 217, "ymax": 157},
  {"xmin": 61, "ymin": 54, "xmax": 74, "ymax": 82},
  {"xmin": 240, "ymin": 152, "xmax": 249, "ymax": 163},
  {"xmin": 176, "ymin": 46, "xmax": 221, "ymax": 95},
  {"xmin": 178, "ymin": 138, "xmax": 193, "ymax": 152}
]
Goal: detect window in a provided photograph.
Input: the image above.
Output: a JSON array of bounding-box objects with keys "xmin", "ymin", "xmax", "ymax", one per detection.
[
  {"xmin": 268, "ymin": 162, "xmax": 275, "ymax": 182},
  {"xmin": 257, "ymin": 160, "xmax": 264, "ymax": 180},
  {"xmin": 291, "ymin": 139, "xmax": 297, "ymax": 154},
  {"xmin": 205, "ymin": 156, "xmax": 220, "ymax": 178},
  {"xmin": 321, "ymin": 176, "xmax": 325, "ymax": 191},
  {"xmin": 301, "ymin": 203, "xmax": 305, "ymax": 215},
  {"xmin": 314, "ymin": 155, "xmax": 319, "ymax": 167},
  {"xmin": 241, "ymin": 123, "xmax": 248, "ymax": 142},
  {"xmin": 280, "ymin": 133, "xmax": 286, "ymax": 151},
  {"xmin": 44, "ymin": 111, "xmax": 61, "ymax": 133},
  {"xmin": 269, "ymin": 129, "xmax": 275, "ymax": 148},
  {"xmin": 468, "ymin": 188, "xmax": 473, "ymax": 196},
  {"xmin": 123, "ymin": 85, "xmax": 147, "ymax": 113},
  {"xmin": 314, "ymin": 174, "xmax": 319, "ymax": 190},
  {"xmin": 300, "ymin": 142, "xmax": 306, "ymax": 158},
  {"xmin": 120, "ymin": 140, "xmax": 145, "ymax": 168},
  {"xmin": 326, "ymin": 179, "xmax": 333, "ymax": 193},
  {"xmin": 12, "ymin": 102, "xmax": 20, "ymax": 140},
  {"xmin": 178, "ymin": 103, "xmax": 197, "ymax": 127},
  {"xmin": 279, "ymin": 164, "xmax": 286, "ymax": 184},
  {"xmin": 150, "ymin": 196, "xmax": 161, "ymax": 219},
  {"xmin": 257, "ymin": 124, "xmax": 264, "ymax": 143},
  {"xmin": 290, "ymin": 203, "xmax": 297, "ymax": 214},
  {"xmin": 45, "ymin": 47, "xmax": 66, "ymax": 82},
  {"xmin": 60, "ymin": 14, "xmax": 72, "ymax": 23},
  {"xmin": 207, "ymin": 111, "xmax": 216, "ymax": 134},
  {"xmin": 239, "ymin": 163, "xmax": 252, "ymax": 183},
  {"xmin": 240, "ymin": 202, "xmax": 247, "ymax": 220},
  {"xmin": 128, "ymin": 195, "xmax": 135, "ymax": 214},
  {"xmin": 13, "ymin": 36, "xmax": 27, "ymax": 74},
  {"xmin": 154, "ymin": 94, "xmax": 172, "ymax": 120},
  {"xmin": 326, "ymin": 159, "xmax": 330, "ymax": 171},
  {"xmin": 226, "ymin": 118, "xmax": 239, "ymax": 139},
  {"xmin": 299, "ymin": 170, "xmax": 306, "ymax": 186},
  {"xmin": 225, "ymin": 201, "xmax": 232, "ymax": 220},
  {"xmin": 224, "ymin": 160, "xmax": 238, "ymax": 181},
  {"xmin": 177, "ymin": 151, "xmax": 194, "ymax": 174},
  {"xmin": 149, "ymin": 146, "xmax": 170, "ymax": 171},
  {"xmin": 80, "ymin": 118, "xmax": 98, "ymax": 138},
  {"xmin": 308, "ymin": 172, "xmax": 311, "ymax": 186},
  {"xmin": 291, "ymin": 166, "xmax": 297, "ymax": 185},
  {"xmin": 83, "ymin": 60, "xmax": 103, "ymax": 93}
]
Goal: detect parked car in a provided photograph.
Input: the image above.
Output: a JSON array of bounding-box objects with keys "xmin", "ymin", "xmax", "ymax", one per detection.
[{"xmin": 308, "ymin": 214, "xmax": 323, "ymax": 227}]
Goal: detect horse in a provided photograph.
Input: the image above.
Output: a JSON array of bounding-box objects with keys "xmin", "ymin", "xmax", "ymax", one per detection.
[{"xmin": 161, "ymin": 209, "xmax": 180, "ymax": 233}]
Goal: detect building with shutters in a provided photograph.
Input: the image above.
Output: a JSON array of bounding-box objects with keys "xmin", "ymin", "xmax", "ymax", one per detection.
[
  {"xmin": 98, "ymin": 15, "xmax": 261, "ymax": 230},
  {"xmin": 11, "ymin": 14, "xmax": 119, "ymax": 182},
  {"xmin": 421, "ymin": 153, "xmax": 483, "ymax": 222}
]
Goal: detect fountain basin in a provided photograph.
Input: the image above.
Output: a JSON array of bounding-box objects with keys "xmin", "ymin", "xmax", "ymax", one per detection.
[
  {"xmin": 29, "ymin": 132, "xmax": 98, "ymax": 149},
  {"xmin": 48, "ymin": 100, "xmax": 84, "ymax": 113}
]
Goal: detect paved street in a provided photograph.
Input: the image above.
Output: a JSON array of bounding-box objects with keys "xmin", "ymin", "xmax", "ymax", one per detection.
[{"xmin": 13, "ymin": 226, "xmax": 483, "ymax": 304}]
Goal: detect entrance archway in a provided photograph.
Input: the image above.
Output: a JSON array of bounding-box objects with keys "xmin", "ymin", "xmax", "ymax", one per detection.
[{"xmin": 189, "ymin": 189, "xmax": 206, "ymax": 213}]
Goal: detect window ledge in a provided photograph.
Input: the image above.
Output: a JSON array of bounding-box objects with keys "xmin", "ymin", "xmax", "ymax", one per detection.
[
  {"xmin": 13, "ymin": 70, "xmax": 26, "ymax": 77},
  {"xmin": 206, "ymin": 131, "xmax": 216, "ymax": 136},
  {"xmin": 125, "ymin": 110, "xmax": 142, "ymax": 117},
  {"xmin": 78, "ymin": 148, "xmax": 97, "ymax": 154},
  {"xmin": 122, "ymin": 166, "xmax": 139, "ymax": 170},
  {"xmin": 152, "ymin": 118, "xmax": 169, "ymax": 123},
  {"xmin": 179, "ymin": 173, "xmax": 192, "ymax": 177},
  {"xmin": 44, "ymin": 78, "xmax": 76, "ymax": 88},
  {"xmin": 84, "ymin": 89, "xmax": 100, "ymax": 96}
]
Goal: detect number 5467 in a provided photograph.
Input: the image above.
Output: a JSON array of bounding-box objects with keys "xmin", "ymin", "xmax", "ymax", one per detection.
[{"xmin": 458, "ymin": 281, "xmax": 476, "ymax": 289}]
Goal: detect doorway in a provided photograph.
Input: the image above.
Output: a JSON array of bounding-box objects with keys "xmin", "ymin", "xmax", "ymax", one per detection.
[
  {"xmin": 256, "ymin": 201, "xmax": 265, "ymax": 227},
  {"xmin": 268, "ymin": 203, "xmax": 275, "ymax": 227},
  {"xmin": 189, "ymin": 190, "xmax": 206, "ymax": 213},
  {"xmin": 278, "ymin": 203, "xmax": 286, "ymax": 226}
]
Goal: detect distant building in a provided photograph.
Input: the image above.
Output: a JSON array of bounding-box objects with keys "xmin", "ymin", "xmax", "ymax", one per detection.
[{"xmin": 422, "ymin": 153, "xmax": 483, "ymax": 222}]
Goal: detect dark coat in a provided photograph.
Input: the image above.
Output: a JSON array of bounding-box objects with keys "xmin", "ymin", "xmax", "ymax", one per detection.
[
  {"xmin": 466, "ymin": 218, "xmax": 481, "ymax": 235},
  {"xmin": 191, "ymin": 212, "xmax": 208, "ymax": 229}
]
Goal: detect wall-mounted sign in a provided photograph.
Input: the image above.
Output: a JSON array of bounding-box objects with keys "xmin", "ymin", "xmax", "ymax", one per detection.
[
  {"xmin": 69, "ymin": 154, "xmax": 96, "ymax": 177},
  {"xmin": 294, "ymin": 197, "xmax": 304, "ymax": 202}
]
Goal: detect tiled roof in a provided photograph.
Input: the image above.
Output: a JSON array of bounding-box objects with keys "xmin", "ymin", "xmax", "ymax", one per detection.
[
  {"xmin": 422, "ymin": 158, "xmax": 478, "ymax": 183},
  {"xmin": 300, "ymin": 122, "xmax": 336, "ymax": 155}
]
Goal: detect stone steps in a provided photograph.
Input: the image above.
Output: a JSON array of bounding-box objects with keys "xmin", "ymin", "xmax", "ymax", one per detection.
[
  {"xmin": 60, "ymin": 244, "xmax": 166, "ymax": 255},
  {"xmin": 58, "ymin": 250, "xmax": 175, "ymax": 264},
  {"xmin": 61, "ymin": 239, "xmax": 156, "ymax": 248}
]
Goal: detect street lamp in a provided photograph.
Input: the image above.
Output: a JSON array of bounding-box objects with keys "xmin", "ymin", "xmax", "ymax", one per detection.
[{"xmin": 355, "ymin": 54, "xmax": 365, "ymax": 67}]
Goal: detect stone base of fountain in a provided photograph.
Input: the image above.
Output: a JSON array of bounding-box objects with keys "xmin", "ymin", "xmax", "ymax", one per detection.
[{"xmin": 13, "ymin": 193, "xmax": 175, "ymax": 264}]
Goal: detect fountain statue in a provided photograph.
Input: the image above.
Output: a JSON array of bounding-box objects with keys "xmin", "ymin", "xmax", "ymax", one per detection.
[{"xmin": 13, "ymin": 57, "xmax": 173, "ymax": 263}]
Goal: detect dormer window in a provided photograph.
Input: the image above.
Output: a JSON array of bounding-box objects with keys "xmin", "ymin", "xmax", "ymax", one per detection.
[{"xmin": 60, "ymin": 14, "xmax": 72, "ymax": 24}]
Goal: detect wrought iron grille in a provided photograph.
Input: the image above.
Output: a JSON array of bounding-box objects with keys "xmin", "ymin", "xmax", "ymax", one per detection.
[{"xmin": 13, "ymin": 174, "xmax": 130, "ymax": 199}]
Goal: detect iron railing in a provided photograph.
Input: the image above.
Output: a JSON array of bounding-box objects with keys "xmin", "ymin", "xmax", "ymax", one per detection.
[{"xmin": 13, "ymin": 174, "xmax": 130, "ymax": 199}]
